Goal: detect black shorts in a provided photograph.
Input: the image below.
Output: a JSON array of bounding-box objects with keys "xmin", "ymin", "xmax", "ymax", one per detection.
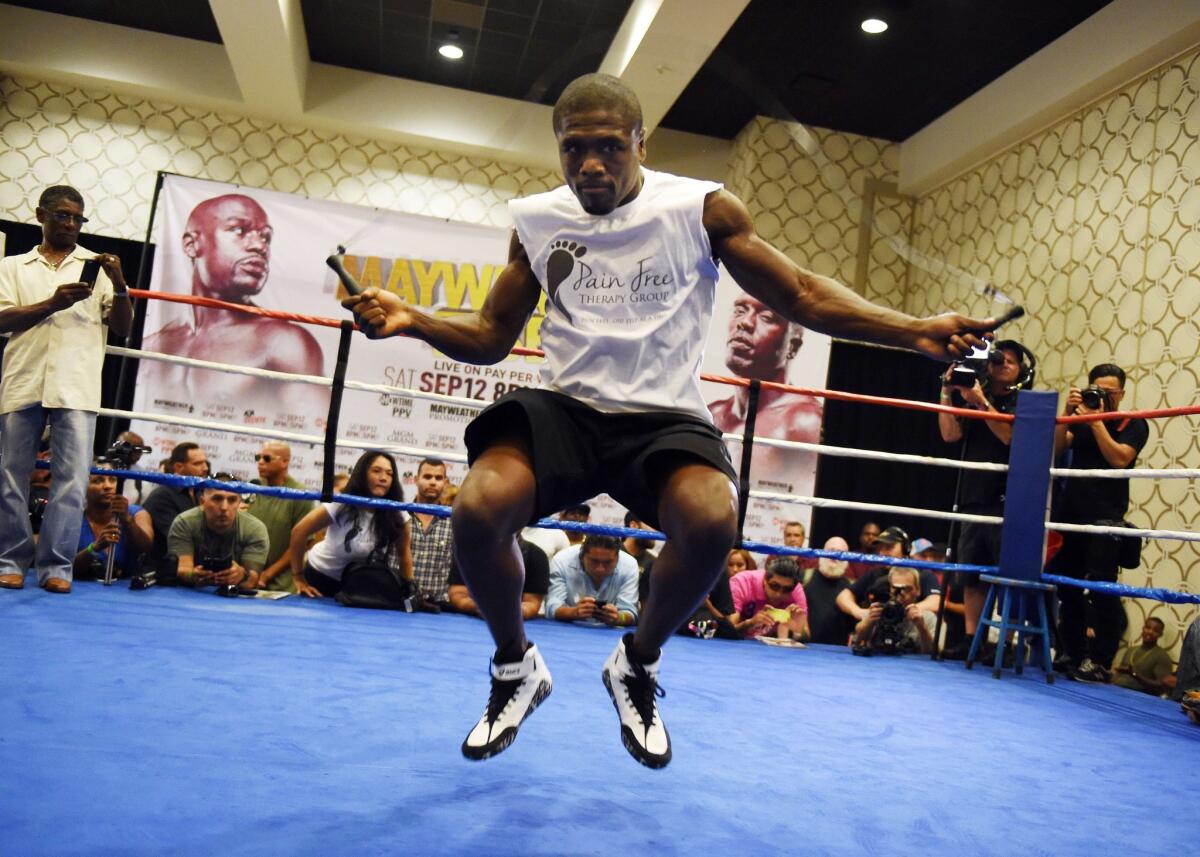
[{"xmin": 463, "ymin": 388, "xmax": 737, "ymax": 530}]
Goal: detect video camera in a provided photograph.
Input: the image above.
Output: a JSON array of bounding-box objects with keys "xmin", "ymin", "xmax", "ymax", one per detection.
[{"xmin": 99, "ymin": 438, "xmax": 152, "ymax": 470}]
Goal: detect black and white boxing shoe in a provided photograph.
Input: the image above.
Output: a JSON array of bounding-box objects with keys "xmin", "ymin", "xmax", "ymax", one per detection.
[
  {"xmin": 461, "ymin": 643, "xmax": 552, "ymax": 761},
  {"xmin": 602, "ymin": 633, "xmax": 671, "ymax": 769}
]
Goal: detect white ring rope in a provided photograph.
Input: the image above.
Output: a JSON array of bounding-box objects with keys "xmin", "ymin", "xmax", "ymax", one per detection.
[
  {"xmin": 726, "ymin": 434, "xmax": 1010, "ymax": 472},
  {"xmin": 109, "ymin": 346, "xmax": 490, "ymax": 411},
  {"xmin": 100, "ymin": 407, "xmax": 469, "ymax": 464},
  {"xmin": 1049, "ymin": 466, "xmax": 1200, "ymax": 480},
  {"xmin": 1046, "ymin": 521, "xmax": 1200, "ymax": 543},
  {"xmin": 108, "ymin": 346, "xmax": 332, "ymax": 388},
  {"xmin": 747, "ymin": 490, "xmax": 1005, "ymax": 525},
  {"xmin": 113, "ymin": 348, "xmax": 1199, "ymax": 480}
]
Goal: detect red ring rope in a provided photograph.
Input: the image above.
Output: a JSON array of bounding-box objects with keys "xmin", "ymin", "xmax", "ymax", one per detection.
[{"xmin": 127, "ymin": 289, "xmax": 1197, "ymax": 423}]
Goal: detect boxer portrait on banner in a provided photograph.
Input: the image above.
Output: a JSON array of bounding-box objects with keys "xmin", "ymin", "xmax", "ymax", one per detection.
[{"xmin": 140, "ymin": 194, "xmax": 328, "ymax": 415}]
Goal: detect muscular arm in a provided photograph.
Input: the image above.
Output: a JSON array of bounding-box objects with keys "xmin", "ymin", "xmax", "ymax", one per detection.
[
  {"xmin": 704, "ymin": 190, "xmax": 991, "ymax": 360},
  {"xmin": 344, "ymin": 231, "xmax": 542, "ymax": 365}
]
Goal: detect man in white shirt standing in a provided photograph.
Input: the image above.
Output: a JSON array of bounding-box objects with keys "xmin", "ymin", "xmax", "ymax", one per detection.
[
  {"xmin": 0, "ymin": 186, "xmax": 132, "ymax": 593},
  {"xmin": 345, "ymin": 74, "xmax": 996, "ymax": 768}
]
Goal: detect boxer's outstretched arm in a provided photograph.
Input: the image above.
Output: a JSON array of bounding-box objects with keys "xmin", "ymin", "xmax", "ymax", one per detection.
[
  {"xmin": 704, "ymin": 189, "xmax": 994, "ymax": 361},
  {"xmin": 342, "ymin": 230, "xmax": 541, "ymax": 365}
]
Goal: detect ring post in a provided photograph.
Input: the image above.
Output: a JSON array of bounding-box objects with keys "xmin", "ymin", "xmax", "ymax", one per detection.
[
  {"xmin": 735, "ymin": 380, "xmax": 762, "ymax": 547},
  {"xmin": 998, "ymin": 390, "xmax": 1058, "ymax": 581},
  {"xmin": 321, "ymin": 321, "xmax": 355, "ymax": 501}
]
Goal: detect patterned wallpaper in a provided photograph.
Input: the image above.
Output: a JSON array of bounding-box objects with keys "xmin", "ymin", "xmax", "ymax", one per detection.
[
  {"xmin": 0, "ymin": 74, "xmax": 560, "ymax": 237},
  {"xmin": 906, "ymin": 50, "xmax": 1200, "ymax": 657},
  {"xmin": 726, "ymin": 116, "xmax": 906, "ymax": 300}
]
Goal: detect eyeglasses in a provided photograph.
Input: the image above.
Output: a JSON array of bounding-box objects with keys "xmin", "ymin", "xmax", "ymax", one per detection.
[
  {"xmin": 254, "ymin": 454, "xmax": 275, "ymax": 462},
  {"xmin": 51, "ymin": 210, "xmax": 89, "ymax": 225},
  {"xmin": 764, "ymin": 579, "xmax": 797, "ymax": 594},
  {"xmin": 890, "ymin": 585, "xmax": 915, "ymax": 596}
]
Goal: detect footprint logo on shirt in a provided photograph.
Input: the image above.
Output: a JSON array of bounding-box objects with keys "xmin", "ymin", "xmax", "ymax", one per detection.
[{"xmin": 545, "ymin": 240, "xmax": 586, "ymax": 320}]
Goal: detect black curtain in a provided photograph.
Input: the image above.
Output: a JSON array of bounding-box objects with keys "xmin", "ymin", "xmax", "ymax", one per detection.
[
  {"xmin": 1, "ymin": 218, "xmax": 153, "ymax": 453},
  {"xmin": 810, "ymin": 342, "xmax": 962, "ymax": 552}
]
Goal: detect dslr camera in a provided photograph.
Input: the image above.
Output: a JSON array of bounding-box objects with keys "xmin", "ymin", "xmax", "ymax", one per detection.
[{"xmin": 1080, "ymin": 385, "xmax": 1110, "ymax": 410}]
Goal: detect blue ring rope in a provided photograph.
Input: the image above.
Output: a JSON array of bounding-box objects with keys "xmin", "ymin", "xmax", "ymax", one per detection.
[{"xmin": 88, "ymin": 465, "xmax": 1196, "ymax": 605}]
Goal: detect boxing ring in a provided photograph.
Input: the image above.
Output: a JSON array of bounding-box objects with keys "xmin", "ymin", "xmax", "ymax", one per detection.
[{"xmin": 2, "ymin": 290, "xmax": 1198, "ymax": 856}]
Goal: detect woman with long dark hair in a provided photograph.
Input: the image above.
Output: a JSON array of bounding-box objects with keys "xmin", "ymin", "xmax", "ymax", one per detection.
[{"xmin": 290, "ymin": 450, "xmax": 414, "ymax": 598}]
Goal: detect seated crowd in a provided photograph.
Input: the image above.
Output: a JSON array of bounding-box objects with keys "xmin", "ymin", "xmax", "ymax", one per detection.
[{"xmin": 8, "ymin": 437, "xmax": 1191, "ymax": 705}]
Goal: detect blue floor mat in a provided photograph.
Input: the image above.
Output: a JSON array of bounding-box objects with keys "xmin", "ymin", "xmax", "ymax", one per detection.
[{"xmin": 1, "ymin": 584, "xmax": 1195, "ymax": 856}]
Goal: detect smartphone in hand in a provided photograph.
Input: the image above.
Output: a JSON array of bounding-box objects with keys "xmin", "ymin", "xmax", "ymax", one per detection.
[{"xmin": 79, "ymin": 257, "xmax": 102, "ymax": 287}]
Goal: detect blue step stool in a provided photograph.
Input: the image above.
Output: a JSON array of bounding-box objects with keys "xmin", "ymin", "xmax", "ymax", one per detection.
[{"xmin": 965, "ymin": 574, "xmax": 1057, "ymax": 682}]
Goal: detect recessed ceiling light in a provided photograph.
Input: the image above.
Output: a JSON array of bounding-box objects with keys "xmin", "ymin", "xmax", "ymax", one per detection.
[
  {"xmin": 861, "ymin": 18, "xmax": 888, "ymax": 34},
  {"xmin": 439, "ymin": 43, "xmax": 464, "ymax": 60}
]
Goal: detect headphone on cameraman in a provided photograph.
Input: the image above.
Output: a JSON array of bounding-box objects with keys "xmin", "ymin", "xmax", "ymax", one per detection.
[{"xmin": 993, "ymin": 340, "xmax": 1037, "ymax": 391}]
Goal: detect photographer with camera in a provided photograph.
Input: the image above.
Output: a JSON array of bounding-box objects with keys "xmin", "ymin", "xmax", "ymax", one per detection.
[
  {"xmin": 1050, "ymin": 363, "xmax": 1149, "ymax": 684},
  {"xmin": 167, "ymin": 473, "xmax": 268, "ymax": 590},
  {"xmin": 852, "ymin": 567, "xmax": 935, "ymax": 654},
  {"xmin": 836, "ymin": 527, "xmax": 942, "ymax": 626},
  {"xmin": 73, "ymin": 461, "xmax": 153, "ymax": 580},
  {"xmin": 937, "ymin": 340, "xmax": 1032, "ymax": 658}
]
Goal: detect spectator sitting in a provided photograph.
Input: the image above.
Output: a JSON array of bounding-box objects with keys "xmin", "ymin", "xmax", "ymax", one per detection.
[
  {"xmin": 73, "ymin": 462, "xmax": 154, "ymax": 580},
  {"xmin": 558, "ymin": 503, "xmax": 591, "ymax": 546},
  {"xmin": 332, "ymin": 472, "xmax": 350, "ymax": 494},
  {"xmin": 439, "ymin": 480, "xmax": 459, "ymax": 506},
  {"xmin": 851, "ymin": 566, "xmax": 935, "ymax": 654},
  {"xmin": 545, "ymin": 534, "xmax": 639, "ymax": 627},
  {"xmin": 142, "ymin": 442, "xmax": 208, "ymax": 565},
  {"xmin": 835, "ymin": 527, "xmax": 941, "ymax": 627},
  {"xmin": 728, "ymin": 556, "xmax": 809, "ymax": 639},
  {"xmin": 725, "ymin": 548, "xmax": 757, "ymax": 577},
  {"xmin": 1112, "ymin": 617, "xmax": 1173, "ymax": 696},
  {"xmin": 845, "ymin": 520, "xmax": 881, "ymax": 580},
  {"xmin": 448, "ymin": 535, "xmax": 548, "ymax": 620},
  {"xmin": 169, "ymin": 473, "xmax": 269, "ymax": 589},
  {"xmin": 289, "ymin": 451, "xmax": 414, "ymax": 599},
  {"xmin": 782, "ymin": 520, "xmax": 819, "ymax": 578},
  {"xmin": 803, "ymin": 537, "xmax": 854, "ymax": 645},
  {"xmin": 246, "ymin": 441, "xmax": 315, "ymax": 593},
  {"xmin": 410, "ymin": 458, "xmax": 453, "ymax": 605}
]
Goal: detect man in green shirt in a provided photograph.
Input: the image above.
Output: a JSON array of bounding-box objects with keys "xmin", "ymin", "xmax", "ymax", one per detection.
[
  {"xmin": 1112, "ymin": 617, "xmax": 1173, "ymax": 695},
  {"xmin": 168, "ymin": 474, "xmax": 269, "ymax": 588},
  {"xmin": 246, "ymin": 441, "xmax": 314, "ymax": 592}
]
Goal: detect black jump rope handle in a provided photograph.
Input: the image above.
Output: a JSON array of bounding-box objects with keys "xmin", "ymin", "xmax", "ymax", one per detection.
[
  {"xmin": 988, "ymin": 305, "xmax": 1025, "ymax": 330},
  {"xmin": 325, "ymin": 245, "xmax": 364, "ymax": 297}
]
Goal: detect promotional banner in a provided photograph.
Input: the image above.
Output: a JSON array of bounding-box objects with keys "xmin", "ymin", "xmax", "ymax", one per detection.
[{"xmin": 131, "ymin": 174, "xmax": 829, "ymax": 548}]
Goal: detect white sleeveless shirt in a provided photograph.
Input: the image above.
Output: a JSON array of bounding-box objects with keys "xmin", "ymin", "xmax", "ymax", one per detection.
[{"xmin": 508, "ymin": 168, "xmax": 722, "ymax": 422}]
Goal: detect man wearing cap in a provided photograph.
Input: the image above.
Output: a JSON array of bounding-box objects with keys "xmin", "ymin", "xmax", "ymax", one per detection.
[
  {"xmin": 937, "ymin": 340, "xmax": 1032, "ymax": 658},
  {"xmin": 834, "ymin": 526, "xmax": 942, "ymax": 625}
]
